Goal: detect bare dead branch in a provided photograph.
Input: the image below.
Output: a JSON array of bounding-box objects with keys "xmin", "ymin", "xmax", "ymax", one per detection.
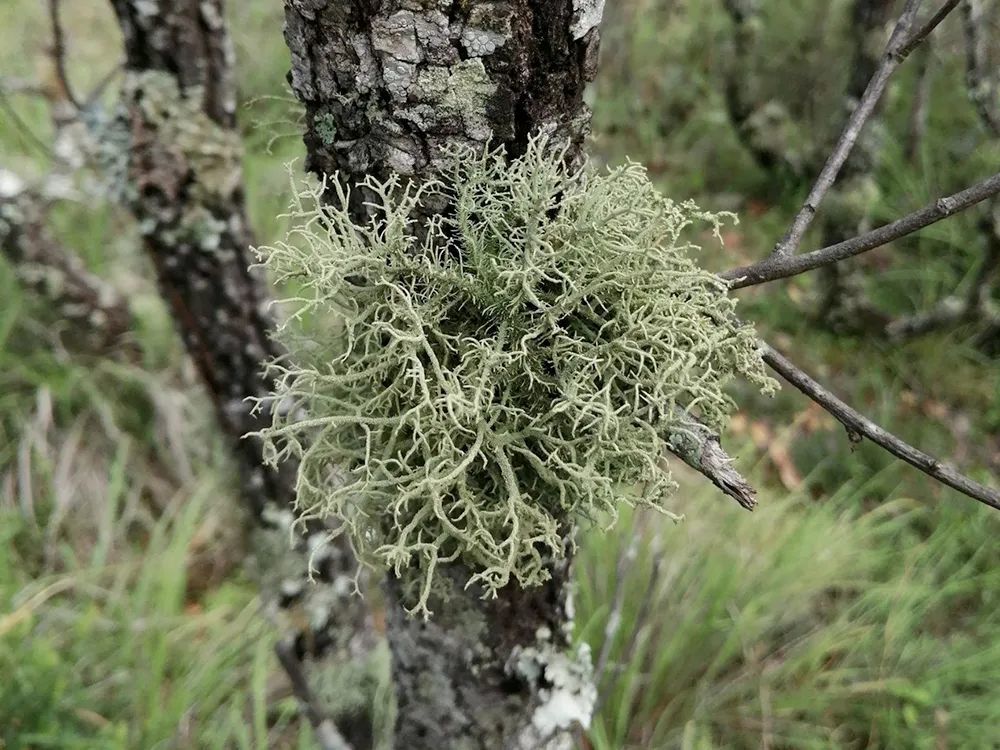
[
  {"xmin": 723, "ymin": 172, "xmax": 1000, "ymax": 287},
  {"xmin": 772, "ymin": 0, "xmax": 925, "ymax": 257},
  {"xmin": 963, "ymin": 0, "xmax": 1000, "ymax": 136},
  {"xmin": 667, "ymin": 410, "xmax": 757, "ymax": 510},
  {"xmin": 896, "ymin": 0, "xmax": 963, "ymax": 59},
  {"xmin": 0, "ymin": 183, "xmax": 136, "ymax": 358},
  {"xmin": 274, "ymin": 641, "xmax": 356, "ymax": 750},
  {"xmin": 761, "ymin": 343, "xmax": 1000, "ymax": 511}
]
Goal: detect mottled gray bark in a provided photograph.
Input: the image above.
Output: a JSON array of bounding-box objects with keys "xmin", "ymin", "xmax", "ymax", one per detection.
[
  {"xmin": 384, "ymin": 559, "xmax": 593, "ymax": 750},
  {"xmin": 111, "ymin": 0, "xmax": 289, "ymax": 514},
  {"xmin": 108, "ymin": 2, "xmax": 375, "ymax": 745},
  {"xmin": 281, "ymin": 1, "xmax": 604, "ymax": 746}
]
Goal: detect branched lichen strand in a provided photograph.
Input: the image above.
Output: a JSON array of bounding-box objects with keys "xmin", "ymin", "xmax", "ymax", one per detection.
[{"xmin": 256, "ymin": 137, "xmax": 775, "ymax": 617}]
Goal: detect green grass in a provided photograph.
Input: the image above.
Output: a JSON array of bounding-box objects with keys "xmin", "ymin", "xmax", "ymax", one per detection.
[
  {"xmin": 1, "ymin": 489, "xmax": 317, "ymax": 749},
  {"xmin": 1, "ymin": 0, "xmax": 998, "ymax": 748},
  {"xmin": 578, "ymin": 483, "xmax": 1000, "ymax": 749}
]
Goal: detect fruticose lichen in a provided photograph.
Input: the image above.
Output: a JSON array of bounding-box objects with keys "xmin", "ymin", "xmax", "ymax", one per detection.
[{"xmin": 255, "ymin": 137, "xmax": 774, "ymax": 617}]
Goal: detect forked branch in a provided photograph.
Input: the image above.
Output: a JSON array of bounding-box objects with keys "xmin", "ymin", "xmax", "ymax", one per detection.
[
  {"xmin": 896, "ymin": 0, "xmax": 963, "ymax": 60},
  {"xmin": 762, "ymin": 343, "xmax": 1000, "ymax": 511},
  {"xmin": 723, "ymin": 172, "xmax": 1000, "ymax": 287},
  {"xmin": 771, "ymin": 0, "xmax": 965, "ymax": 257}
]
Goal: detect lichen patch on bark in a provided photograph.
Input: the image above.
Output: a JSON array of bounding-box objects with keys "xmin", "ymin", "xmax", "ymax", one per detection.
[{"xmin": 512, "ymin": 633, "xmax": 596, "ymax": 748}]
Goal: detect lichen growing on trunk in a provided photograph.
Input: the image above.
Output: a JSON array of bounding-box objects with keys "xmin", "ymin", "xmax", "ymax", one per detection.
[{"xmin": 255, "ymin": 136, "xmax": 775, "ymax": 617}]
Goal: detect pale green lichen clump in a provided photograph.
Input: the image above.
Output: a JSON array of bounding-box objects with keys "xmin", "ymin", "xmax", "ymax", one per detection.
[{"xmin": 255, "ymin": 137, "xmax": 774, "ymax": 617}]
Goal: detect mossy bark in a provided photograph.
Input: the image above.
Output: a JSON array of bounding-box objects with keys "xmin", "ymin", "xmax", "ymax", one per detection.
[
  {"xmin": 281, "ymin": 0, "xmax": 604, "ymax": 746},
  {"xmin": 108, "ymin": 2, "xmax": 375, "ymax": 745}
]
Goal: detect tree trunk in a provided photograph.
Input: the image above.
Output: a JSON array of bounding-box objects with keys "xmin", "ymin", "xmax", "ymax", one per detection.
[
  {"xmin": 110, "ymin": 0, "xmax": 289, "ymax": 514},
  {"xmin": 108, "ymin": 2, "xmax": 375, "ymax": 745},
  {"xmin": 281, "ymin": 1, "xmax": 605, "ymax": 745}
]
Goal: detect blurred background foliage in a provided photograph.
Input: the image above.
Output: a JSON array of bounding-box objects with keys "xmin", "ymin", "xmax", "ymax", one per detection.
[{"xmin": 0, "ymin": 0, "xmax": 998, "ymax": 748}]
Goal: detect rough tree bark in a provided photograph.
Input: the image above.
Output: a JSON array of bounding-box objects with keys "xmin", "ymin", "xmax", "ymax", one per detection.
[
  {"xmin": 110, "ymin": 0, "xmax": 289, "ymax": 513},
  {"xmin": 107, "ymin": 2, "xmax": 375, "ymax": 745},
  {"xmin": 281, "ymin": 1, "xmax": 605, "ymax": 746}
]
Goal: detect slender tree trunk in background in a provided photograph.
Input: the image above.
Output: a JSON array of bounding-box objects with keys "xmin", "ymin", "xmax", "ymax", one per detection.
[
  {"xmin": 108, "ymin": 2, "xmax": 374, "ymax": 745},
  {"xmin": 963, "ymin": 0, "xmax": 1000, "ymax": 354},
  {"xmin": 282, "ymin": 1, "xmax": 604, "ymax": 746},
  {"xmin": 110, "ymin": 0, "xmax": 290, "ymax": 513}
]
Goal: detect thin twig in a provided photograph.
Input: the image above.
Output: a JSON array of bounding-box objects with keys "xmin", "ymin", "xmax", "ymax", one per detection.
[
  {"xmin": 771, "ymin": 0, "xmax": 924, "ymax": 257},
  {"xmin": 47, "ymin": 0, "xmax": 80, "ymax": 110},
  {"xmin": 723, "ymin": 172, "xmax": 1000, "ymax": 287},
  {"xmin": 897, "ymin": 0, "xmax": 964, "ymax": 60},
  {"xmin": 274, "ymin": 641, "xmax": 355, "ymax": 750},
  {"xmin": 761, "ymin": 343, "xmax": 1000, "ymax": 511}
]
